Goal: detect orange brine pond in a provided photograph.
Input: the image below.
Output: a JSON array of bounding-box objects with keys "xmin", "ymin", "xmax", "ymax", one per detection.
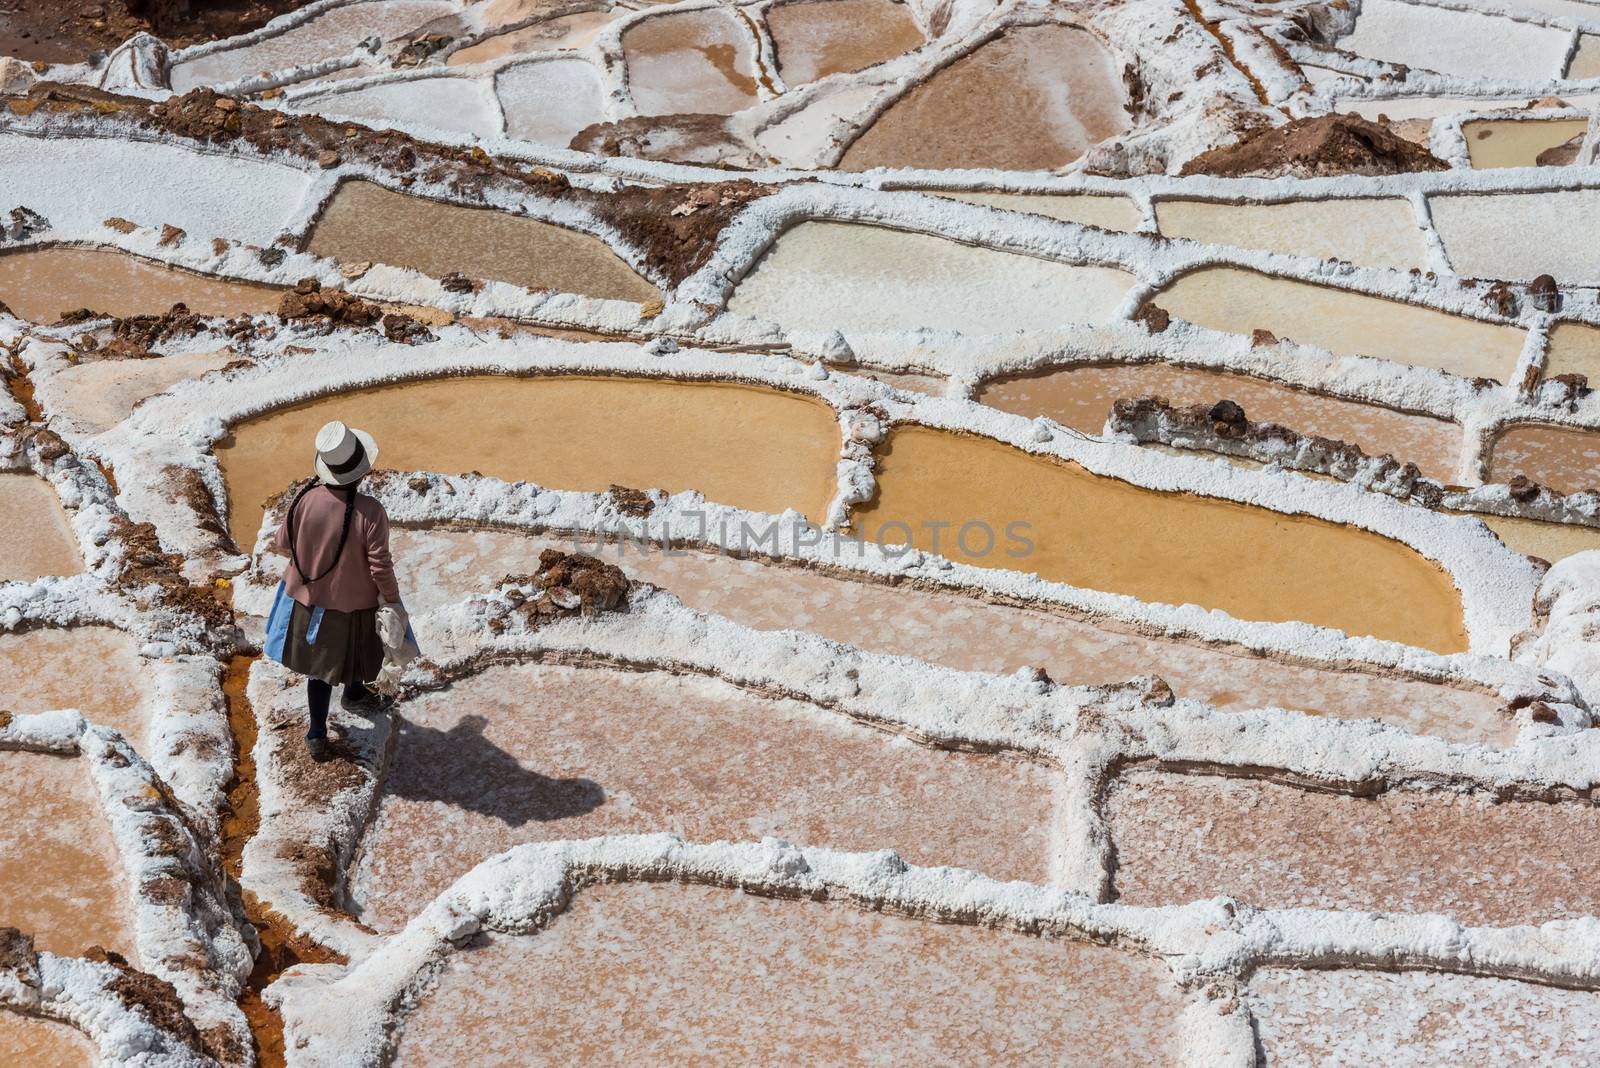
[
  {"xmin": 390, "ymin": 882, "xmax": 1183, "ymax": 1067},
  {"xmin": 215, "ymin": 375, "xmax": 842, "ymax": 549},
  {"xmin": 0, "ymin": 1012, "xmax": 95, "ymax": 1068},
  {"xmin": 853, "ymin": 426, "xmax": 1468, "ymax": 652},
  {"xmin": 305, "ymin": 180, "xmax": 660, "ymax": 303},
  {"xmin": 0, "ymin": 247, "xmax": 282, "ymax": 323}
]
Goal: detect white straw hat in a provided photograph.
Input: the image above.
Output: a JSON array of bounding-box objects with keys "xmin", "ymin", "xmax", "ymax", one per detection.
[{"xmin": 313, "ymin": 420, "xmax": 378, "ymax": 486}]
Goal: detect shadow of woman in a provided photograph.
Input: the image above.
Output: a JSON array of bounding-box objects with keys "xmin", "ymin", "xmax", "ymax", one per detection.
[{"xmin": 385, "ymin": 712, "xmax": 604, "ymax": 827}]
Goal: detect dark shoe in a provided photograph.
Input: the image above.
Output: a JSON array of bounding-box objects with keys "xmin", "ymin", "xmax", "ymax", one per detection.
[
  {"xmin": 306, "ymin": 736, "xmax": 333, "ymax": 763},
  {"xmin": 340, "ymin": 689, "xmax": 392, "ymax": 714}
]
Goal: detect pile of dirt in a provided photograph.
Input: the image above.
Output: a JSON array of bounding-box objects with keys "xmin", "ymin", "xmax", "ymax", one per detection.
[
  {"xmin": 278, "ymin": 279, "xmax": 379, "ymax": 327},
  {"xmin": 0, "ymin": 927, "xmax": 38, "ymax": 988},
  {"xmin": 0, "ymin": 0, "xmax": 316, "ymax": 65},
  {"xmin": 501, "ymin": 550, "xmax": 630, "ymax": 618},
  {"xmin": 600, "ymin": 179, "xmax": 775, "ymax": 286},
  {"xmin": 65, "ymin": 302, "xmax": 210, "ymax": 358},
  {"xmin": 1180, "ymin": 114, "xmax": 1450, "ymax": 177},
  {"xmin": 84, "ymin": 946, "xmax": 212, "ymax": 1059}
]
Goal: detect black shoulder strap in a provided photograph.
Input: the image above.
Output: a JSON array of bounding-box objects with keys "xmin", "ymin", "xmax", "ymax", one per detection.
[{"xmin": 286, "ymin": 482, "xmax": 358, "ymax": 585}]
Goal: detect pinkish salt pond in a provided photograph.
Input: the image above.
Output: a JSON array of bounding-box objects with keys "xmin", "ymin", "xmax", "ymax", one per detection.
[
  {"xmin": 0, "ymin": 628, "xmax": 145, "ymax": 741},
  {"xmin": 976, "ymin": 362, "xmax": 1463, "ymax": 482},
  {"xmin": 391, "ymin": 882, "xmax": 1182, "ymax": 1067},
  {"xmin": 382, "ymin": 526, "xmax": 1504, "ymax": 739},
  {"xmin": 0, "ymin": 474, "xmax": 82, "ymax": 582},
  {"xmin": 621, "ymin": 9, "xmax": 760, "ymax": 116},
  {"xmin": 840, "ymin": 24, "xmax": 1128, "ymax": 170},
  {"xmin": 0, "ymin": 247, "xmax": 282, "ymax": 323},
  {"xmin": 0, "ymin": 751, "xmax": 134, "ymax": 960},
  {"xmin": 352, "ymin": 661, "xmax": 1056, "ymax": 930},
  {"xmin": 0, "ymin": 1012, "xmax": 94, "ymax": 1068},
  {"xmin": 1105, "ymin": 770, "xmax": 1600, "ymax": 926},
  {"xmin": 1487, "ymin": 423, "xmax": 1600, "ymax": 496}
]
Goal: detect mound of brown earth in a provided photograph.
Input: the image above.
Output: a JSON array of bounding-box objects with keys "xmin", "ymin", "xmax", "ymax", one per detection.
[
  {"xmin": 0, "ymin": 0, "xmax": 317, "ymax": 65},
  {"xmin": 1180, "ymin": 114, "xmax": 1450, "ymax": 178},
  {"xmin": 277, "ymin": 279, "xmax": 379, "ymax": 327},
  {"xmin": 499, "ymin": 550, "xmax": 631, "ymax": 618}
]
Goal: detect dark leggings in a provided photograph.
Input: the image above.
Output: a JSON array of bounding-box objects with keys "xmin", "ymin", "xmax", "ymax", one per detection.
[{"xmin": 306, "ymin": 678, "xmax": 373, "ymax": 739}]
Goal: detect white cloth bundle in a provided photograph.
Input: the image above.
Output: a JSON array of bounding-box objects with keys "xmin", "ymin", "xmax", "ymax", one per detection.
[{"xmin": 373, "ymin": 601, "xmax": 420, "ymax": 697}]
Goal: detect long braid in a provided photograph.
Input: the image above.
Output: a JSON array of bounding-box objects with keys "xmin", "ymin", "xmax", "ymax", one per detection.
[{"xmin": 286, "ymin": 480, "xmax": 360, "ymax": 585}]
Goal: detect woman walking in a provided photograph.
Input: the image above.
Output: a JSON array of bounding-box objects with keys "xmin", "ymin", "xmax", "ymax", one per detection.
[{"xmin": 263, "ymin": 420, "xmax": 405, "ymax": 762}]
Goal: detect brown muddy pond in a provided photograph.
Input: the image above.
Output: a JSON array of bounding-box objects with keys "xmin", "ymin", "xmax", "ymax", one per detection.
[
  {"xmin": 1154, "ymin": 267, "xmax": 1527, "ymax": 382},
  {"xmin": 0, "ymin": 474, "xmax": 83, "ymax": 582},
  {"xmin": 840, "ymin": 24, "xmax": 1128, "ymax": 171},
  {"xmin": 1154, "ymin": 197, "xmax": 1430, "ymax": 271},
  {"xmin": 0, "ymin": 247, "xmax": 282, "ymax": 323},
  {"xmin": 767, "ymin": 0, "xmax": 924, "ymax": 85},
  {"xmin": 976, "ymin": 362, "xmax": 1463, "ymax": 482},
  {"xmin": 216, "ymin": 375, "xmax": 841, "ymax": 548},
  {"xmin": 0, "ymin": 751, "xmax": 134, "ymax": 960},
  {"xmin": 391, "ymin": 882, "xmax": 1182, "ymax": 1067},
  {"xmin": 854, "ymin": 426, "xmax": 1468, "ymax": 652},
  {"xmin": 1463, "ymin": 118, "xmax": 1589, "ymax": 168},
  {"xmin": 305, "ymin": 181, "xmax": 659, "ymax": 303},
  {"xmin": 621, "ymin": 8, "xmax": 759, "ymax": 116},
  {"xmin": 1487, "ymin": 423, "xmax": 1600, "ymax": 495},
  {"xmin": 0, "ymin": 1012, "xmax": 95, "ymax": 1068}
]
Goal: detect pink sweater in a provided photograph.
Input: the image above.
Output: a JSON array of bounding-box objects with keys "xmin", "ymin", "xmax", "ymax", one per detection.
[{"xmin": 273, "ymin": 486, "xmax": 401, "ymax": 612}]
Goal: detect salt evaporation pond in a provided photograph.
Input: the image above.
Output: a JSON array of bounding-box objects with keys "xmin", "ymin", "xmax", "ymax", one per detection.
[
  {"xmin": 1154, "ymin": 197, "xmax": 1430, "ymax": 271},
  {"xmin": 1336, "ymin": 0, "xmax": 1571, "ymax": 80},
  {"xmin": 0, "ymin": 1012, "xmax": 95, "ymax": 1068},
  {"xmin": 306, "ymin": 180, "xmax": 659, "ymax": 301},
  {"xmin": 766, "ymin": 0, "xmax": 924, "ymax": 84},
  {"xmin": 727, "ymin": 222, "xmax": 1133, "ymax": 333},
  {"xmin": 300, "ymin": 77, "xmax": 500, "ymax": 139},
  {"xmin": 976, "ymin": 362, "xmax": 1463, "ymax": 482},
  {"xmin": 0, "ymin": 248, "xmax": 282, "ymax": 323},
  {"xmin": 840, "ymin": 24, "xmax": 1128, "ymax": 170},
  {"xmin": 621, "ymin": 9, "xmax": 760, "ymax": 116},
  {"xmin": 217, "ymin": 376, "xmax": 841, "ymax": 547},
  {"xmin": 353, "ymin": 661, "xmax": 1055, "ymax": 930},
  {"xmin": 449, "ymin": 11, "xmax": 615, "ymax": 65},
  {"xmin": 0, "ymin": 474, "xmax": 82, "ymax": 582},
  {"xmin": 382, "ymin": 526, "xmax": 1504, "ymax": 738},
  {"xmin": 1488, "ymin": 423, "xmax": 1600, "ymax": 495},
  {"xmin": 1154, "ymin": 266, "xmax": 1527, "ymax": 382},
  {"xmin": 1463, "ymin": 118, "xmax": 1590, "ymax": 168},
  {"xmin": 1545, "ymin": 321, "xmax": 1600, "ymax": 383},
  {"xmin": 494, "ymin": 59, "xmax": 606, "ymax": 145},
  {"xmin": 390, "ymin": 882, "xmax": 1182, "ymax": 1067},
  {"xmin": 35, "ymin": 350, "xmax": 238, "ymax": 438},
  {"xmin": 1247, "ymin": 968, "xmax": 1600, "ymax": 1067},
  {"xmin": 1105, "ymin": 770, "xmax": 1600, "ymax": 926},
  {"xmin": 930, "ymin": 191, "xmax": 1140, "ymax": 230},
  {"xmin": 1430, "ymin": 188, "xmax": 1600, "ymax": 286},
  {"xmin": 169, "ymin": 0, "xmax": 457, "ymax": 90},
  {"xmin": 856, "ymin": 426, "xmax": 1468, "ymax": 652},
  {"xmin": 0, "ymin": 751, "xmax": 134, "ymax": 960},
  {"xmin": 0, "ymin": 628, "xmax": 145, "ymax": 743},
  {"xmin": 1477, "ymin": 514, "xmax": 1600, "ymax": 563}
]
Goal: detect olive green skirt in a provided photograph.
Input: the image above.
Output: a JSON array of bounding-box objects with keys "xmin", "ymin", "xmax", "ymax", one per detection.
[{"xmin": 278, "ymin": 601, "xmax": 384, "ymax": 686}]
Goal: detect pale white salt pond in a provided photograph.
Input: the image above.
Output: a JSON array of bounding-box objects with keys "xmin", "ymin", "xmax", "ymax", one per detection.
[
  {"xmin": 1463, "ymin": 117, "xmax": 1590, "ymax": 168},
  {"xmin": 1430, "ymin": 189, "xmax": 1600, "ymax": 285},
  {"xmin": 0, "ymin": 474, "xmax": 82, "ymax": 583},
  {"xmin": 1154, "ymin": 267, "xmax": 1527, "ymax": 382},
  {"xmin": 1569, "ymin": 33, "xmax": 1600, "ymax": 78},
  {"xmin": 34, "ymin": 350, "xmax": 236, "ymax": 437},
  {"xmin": 390, "ymin": 882, "xmax": 1182, "ymax": 1067},
  {"xmin": 1154, "ymin": 197, "xmax": 1429, "ymax": 271},
  {"xmin": 0, "ymin": 750, "xmax": 134, "ymax": 960},
  {"xmin": 353, "ymin": 661, "xmax": 1056, "ymax": 929},
  {"xmin": 381, "ymin": 526, "xmax": 1502, "ymax": 735},
  {"xmin": 621, "ymin": 8, "xmax": 760, "ymax": 116},
  {"xmin": 1335, "ymin": 0, "xmax": 1571, "ymax": 80},
  {"xmin": 0, "ymin": 134, "xmax": 310, "ymax": 246},
  {"xmin": 930, "ymin": 191, "xmax": 1140, "ymax": 231},
  {"xmin": 727, "ymin": 222, "xmax": 1134, "ymax": 333},
  {"xmin": 299, "ymin": 77, "xmax": 501, "ymax": 138},
  {"xmin": 0, "ymin": 628, "xmax": 146, "ymax": 743},
  {"xmin": 169, "ymin": 0, "xmax": 457, "ymax": 90},
  {"xmin": 0, "ymin": 1012, "xmax": 94, "ymax": 1068},
  {"xmin": 494, "ymin": 59, "xmax": 605, "ymax": 146},
  {"xmin": 1248, "ymin": 968, "xmax": 1600, "ymax": 1067}
]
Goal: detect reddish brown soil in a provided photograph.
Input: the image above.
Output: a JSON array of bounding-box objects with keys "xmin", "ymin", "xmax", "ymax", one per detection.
[
  {"xmin": 1, "ymin": 1, "xmax": 317, "ymax": 65},
  {"xmin": 219, "ymin": 655, "xmax": 342, "ymax": 1068},
  {"xmin": 1181, "ymin": 114, "xmax": 1450, "ymax": 177}
]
